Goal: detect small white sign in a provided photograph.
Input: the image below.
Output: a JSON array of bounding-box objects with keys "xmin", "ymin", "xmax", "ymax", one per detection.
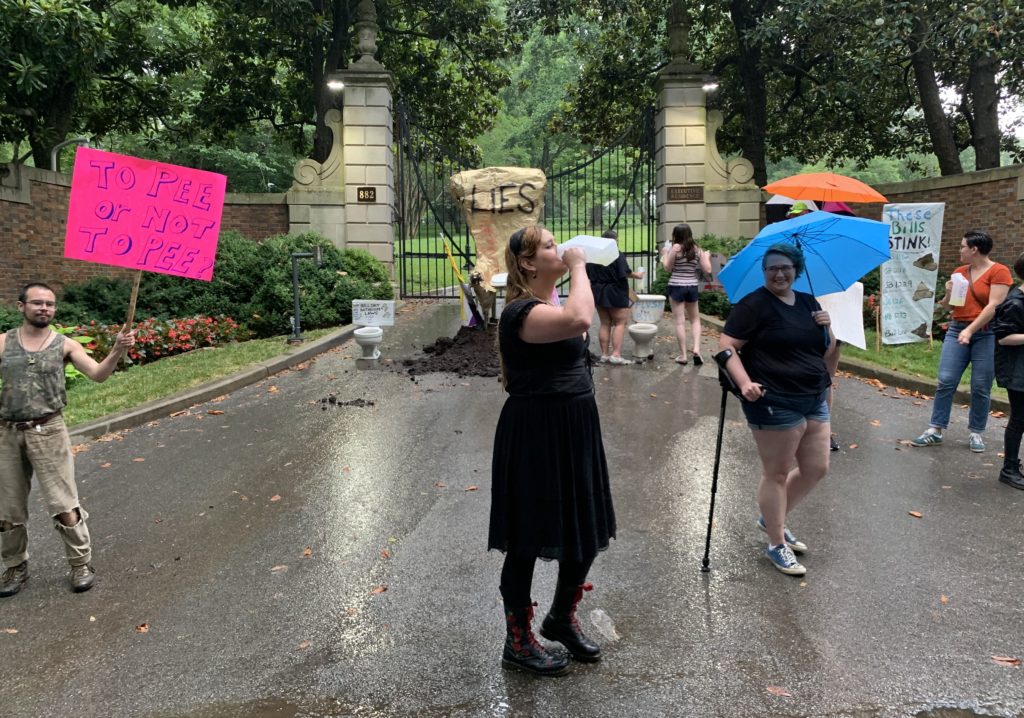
[{"xmin": 352, "ymin": 300, "xmax": 395, "ymax": 327}]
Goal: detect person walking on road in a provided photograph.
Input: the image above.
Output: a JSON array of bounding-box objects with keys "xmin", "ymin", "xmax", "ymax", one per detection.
[
  {"xmin": 663, "ymin": 223, "xmax": 713, "ymax": 365},
  {"xmin": 490, "ymin": 226, "xmax": 616, "ymax": 676},
  {"xmin": 586, "ymin": 229, "xmax": 644, "ymax": 365},
  {"xmin": 0, "ymin": 282, "xmax": 135, "ymax": 596},
  {"xmin": 991, "ymin": 252, "xmax": 1024, "ymax": 490},
  {"xmin": 910, "ymin": 231, "xmax": 1011, "ymax": 453},
  {"xmin": 716, "ymin": 243, "xmax": 835, "ymax": 577}
]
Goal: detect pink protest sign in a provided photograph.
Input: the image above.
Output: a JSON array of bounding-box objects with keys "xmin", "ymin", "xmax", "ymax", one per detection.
[{"xmin": 64, "ymin": 147, "xmax": 227, "ymax": 281}]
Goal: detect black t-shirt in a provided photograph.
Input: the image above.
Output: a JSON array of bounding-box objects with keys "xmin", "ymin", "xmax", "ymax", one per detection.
[{"xmin": 723, "ymin": 287, "xmax": 831, "ymax": 395}]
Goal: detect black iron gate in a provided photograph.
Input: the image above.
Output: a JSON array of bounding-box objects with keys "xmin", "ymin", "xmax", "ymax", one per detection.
[
  {"xmin": 395, "ymin": 104, "xmax": 657, "ymax": 298},
  {"xmin": 544, "ymin": 108, "xmax": 657, "ymax": 296},
  {"xmin": 395, "ymin": 103, "xmax": 476, "ymax": 298}
]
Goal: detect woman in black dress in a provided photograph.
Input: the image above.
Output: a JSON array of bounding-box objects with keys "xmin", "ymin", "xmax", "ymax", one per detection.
[
  {"xmin": 587, "ymin": 229, "xmax": 644, "ymax": 365},
  {"xmin": 490, "ymin": 225, "xmax": 617, "ymax": 676}
]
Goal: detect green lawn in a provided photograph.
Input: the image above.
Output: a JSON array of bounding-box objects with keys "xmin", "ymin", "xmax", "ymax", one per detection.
[
  {"xmin": 63, "ymin": 328, "xmax": 334, "ymax": 427},
  {"xmin": 842, "ymin": 329, "xmax": 1006, "ymax": 401}
]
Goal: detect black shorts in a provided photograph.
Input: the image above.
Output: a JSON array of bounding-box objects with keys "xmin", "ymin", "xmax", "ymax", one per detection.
[{"xmin": 668, "ymin": 285, "xmax": 699, "ymax": 303}]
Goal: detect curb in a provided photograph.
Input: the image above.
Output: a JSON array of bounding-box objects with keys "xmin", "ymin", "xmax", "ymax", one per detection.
[
  {"xmin": 699, "ymin": 314, "xmax": 1009, "ymax": 415},
  {"xmin": 68, "ymin": 325, "xmax": 358, "ymax": 443}
]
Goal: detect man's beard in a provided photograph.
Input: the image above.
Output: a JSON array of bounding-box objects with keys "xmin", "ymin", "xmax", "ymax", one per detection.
[{"xmin": 25, "ymin": 315, "xmax": 52, "ymax": 329}]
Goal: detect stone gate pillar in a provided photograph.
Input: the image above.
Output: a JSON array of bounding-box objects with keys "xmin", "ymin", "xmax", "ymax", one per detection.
[
  {"xmin": 655, "ymin": 1, "xmax": 760, "ymax": 246},
  {"xmin": 289, "ymin": 0, "xmax": 396, "ymax": 274}
]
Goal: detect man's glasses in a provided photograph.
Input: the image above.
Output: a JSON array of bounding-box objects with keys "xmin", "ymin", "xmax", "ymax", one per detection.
[
  {"xmin": 764, "ymin": 265, "xmax": 795, "ymax": 275},
  {"xmin": 24, "ymin": 300, "xmax": 56, "ymax": 308}
]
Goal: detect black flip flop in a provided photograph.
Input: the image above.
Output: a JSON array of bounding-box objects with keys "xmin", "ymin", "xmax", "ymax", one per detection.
[{"xmin": 692, "ymin": 354, "xmax": 704, "ymax": 366}]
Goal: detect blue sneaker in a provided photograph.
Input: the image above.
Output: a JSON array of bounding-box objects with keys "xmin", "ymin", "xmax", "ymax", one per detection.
[
  {"xmin": 910, "ymin": 430, "xmax": 942, "ymax": 447},
  {"xmin": 764, "ymin": 544, "xmax": 806, "ymax": 576},
  {"xmin": 969, "ymin": 433, "xmax": 985, "ymax": 453},
  {"xmin": 757, "ymin": 516, "xmax": 808, "ymax": 554}
]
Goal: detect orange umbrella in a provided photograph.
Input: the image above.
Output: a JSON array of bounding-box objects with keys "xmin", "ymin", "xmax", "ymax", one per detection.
[{"xmin": 763, "ymin": 172, "xmax": 887, "ymax": 203}]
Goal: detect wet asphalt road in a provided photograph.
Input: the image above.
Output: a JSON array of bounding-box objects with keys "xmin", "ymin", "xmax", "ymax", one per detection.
[{"xmin": 2, "ymin": 301, "xmax": 1023, "ymax": 718}]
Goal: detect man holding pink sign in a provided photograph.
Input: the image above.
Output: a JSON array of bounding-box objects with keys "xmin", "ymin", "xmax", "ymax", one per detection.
[{"xmin": 0, "ymin": 283, "xmax": 135, "ymax": 596}]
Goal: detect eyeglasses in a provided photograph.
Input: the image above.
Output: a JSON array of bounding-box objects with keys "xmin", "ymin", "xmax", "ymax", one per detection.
[
  {"xmin": 764, "ymin": 265, "xmax": 795, "ymax": 275},
  {"xmin": 24, "ymin": 300, "xmax": 56, "ymax": 308}
]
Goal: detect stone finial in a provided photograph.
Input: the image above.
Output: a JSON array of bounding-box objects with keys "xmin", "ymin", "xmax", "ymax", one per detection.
[
  {"xmin": 354, "ymin": 0, "xmax": 383, "ymax": 68},
  {"xmin": 667, "ymin": 0, "xmax": 690, "ymax": 61}
]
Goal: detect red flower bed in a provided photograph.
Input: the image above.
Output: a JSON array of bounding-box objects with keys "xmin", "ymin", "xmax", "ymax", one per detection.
[{"xmin": 80, "ymin": 315, "xmax": 250, "ymax": 366}]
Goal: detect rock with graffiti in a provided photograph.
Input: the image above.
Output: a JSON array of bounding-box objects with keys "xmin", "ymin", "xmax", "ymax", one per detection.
[{"xmin": 449, "ymin": 167, "xmax": 547, "ymax": 290}]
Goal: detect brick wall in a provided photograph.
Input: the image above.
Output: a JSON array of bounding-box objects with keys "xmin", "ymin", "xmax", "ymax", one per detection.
[
  {"xmin": 850, "ymin": 165, "xmax": 1024, "ymax": 276},
  {"xmin": 0, "ymin": 165, "xmax": 289, "ymax": 304}
]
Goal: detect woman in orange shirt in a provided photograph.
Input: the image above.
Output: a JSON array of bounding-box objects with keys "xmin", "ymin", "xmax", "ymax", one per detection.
[{"xmin": 910, "ymin": 230, "xmax": 1012, "ymax": 452}]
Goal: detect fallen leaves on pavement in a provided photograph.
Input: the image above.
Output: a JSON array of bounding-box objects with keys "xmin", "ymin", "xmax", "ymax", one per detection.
[
  {"xmin": 296, "ymin": 640, "xmax": 311, "ymax": 650},
  {"xmin": 381, "ymin": 549, "xmax": 391, "ymax": 560},
  {"xmin": 991, "ymin": 656, "xmax": 1021, "ymax": 667},
  {"xmin": 207, "ymin": 410, "xmax": 225, "ymax": 415},
  {"xmin": 270, "ymin": 565, "xmax": 288, "ymax": 574},
  {"xmin": 371, "ymin": 585, "xmax": 388, "ymax": 595},
  {"xmin": 465, "ymin": 485, "xmax": 478, "ymax": 492},
  {"xmin": 908, "ymin": 511, "xmax": 923, "ymax": 518},
  {"xmin": 302, "ymin": 547, "xmax": 313, "ymax": 558},
  {"xmin": 135, "ymin": 623, "xmax": 149, "ymax": 633},
  {"xmin": 2, "ymin": 628, "xmax": 17, "ymax": 634},
  {"xmin": 766, "ymin": 686, "xmax": 792, "ymax": 697},
  {"xmin": 270, "ymin": 495, "xmax": 281, "ymax": 502}
]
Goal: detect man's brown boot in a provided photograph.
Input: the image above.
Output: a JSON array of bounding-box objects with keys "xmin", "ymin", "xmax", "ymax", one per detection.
[
  {"xmin": 69, "ymin": 563, "xmax": 95, "ymax": 593},
  {"xmin": 0, "ymin": 561, "xmax": 29, "ymax": 597}
]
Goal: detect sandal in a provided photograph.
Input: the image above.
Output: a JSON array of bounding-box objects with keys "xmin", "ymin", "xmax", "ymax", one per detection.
[
  {"xmin": 675, "ymin": 355, "xmax": 688, "ymax": 365},
  {"xmin": 692, "ymin": 354, "xmax": 704, "ymax": 366}
]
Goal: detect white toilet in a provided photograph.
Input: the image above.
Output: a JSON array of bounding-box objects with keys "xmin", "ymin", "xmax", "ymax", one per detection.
[
  {"xmin": 628, "ymin": 294, "xmax": 666, "ymax": 361},
  {"xmin": 353, "ymin": 326, "xmax": 383, "ymax": 365}
]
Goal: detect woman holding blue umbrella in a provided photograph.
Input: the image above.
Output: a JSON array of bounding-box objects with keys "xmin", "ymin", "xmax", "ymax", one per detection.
[{"xmin": 716, "ymin": 243, "xmax": 836, "ymax": 576}]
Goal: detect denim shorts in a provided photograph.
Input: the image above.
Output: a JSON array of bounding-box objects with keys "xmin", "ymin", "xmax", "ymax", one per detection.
[
  {"xmin": 668, "ymin": 285, "xmax": 699, "ymax": 303},
  {"xmin": 741, "ymin": 391, "xmax": 830, "ymax": 430}
]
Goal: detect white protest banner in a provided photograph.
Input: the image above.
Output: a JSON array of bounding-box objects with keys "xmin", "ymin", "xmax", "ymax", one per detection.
[
  {"xmin": 352, "ymin": 300, "xmax": 395, "ymax": 327},
  {"xmin": 880, "ymin": 203, "xmax": 945, "ymax": 344}
]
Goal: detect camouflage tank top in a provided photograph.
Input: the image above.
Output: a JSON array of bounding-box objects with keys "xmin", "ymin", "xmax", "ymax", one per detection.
[{"xmin": 0, "ymin": 328, "xmax": 67, "ymax": 421}]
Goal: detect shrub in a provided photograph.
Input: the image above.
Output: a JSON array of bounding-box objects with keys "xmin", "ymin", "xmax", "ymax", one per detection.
[
  {"xmin": 699, "ymin": 291, "xmax": 732, "ymax": 319},
  {"xmin": 81, "ymin": 315, "xmax": 250, "ymax": 365},
  {"xmin": 56, "ymin": 231, "xmax": 394, "ymax": 338},
  {"xmin": 0, "ymin": 305, "xmax": 21, "ymax": 332}
]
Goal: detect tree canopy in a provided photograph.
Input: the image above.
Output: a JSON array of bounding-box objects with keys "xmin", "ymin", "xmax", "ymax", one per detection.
[
  {"xmin": 506, "ymin": 0, "xmax": 1023, "ymax": 183},
  {"xmin": 1, "ymin": 0, "xmax": 513, "ymax": 170}
]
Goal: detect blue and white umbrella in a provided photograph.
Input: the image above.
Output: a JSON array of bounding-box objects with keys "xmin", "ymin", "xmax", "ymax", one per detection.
[{"xmin": 718, "ymin": 211, "xmax": 891, "ymax": 303}]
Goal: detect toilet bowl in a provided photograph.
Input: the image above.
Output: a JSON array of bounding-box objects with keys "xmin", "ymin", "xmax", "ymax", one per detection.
[
  {"xmin": 628, "ymin": 294, "xmax": 665, "ymax": 360},
  {"xmin": 353, "ymin": 326, "xmax": 383, "ymax": 362},
  {"xmin": 628, "ymin": 322, "xmax": 658, "ymax": 360}
]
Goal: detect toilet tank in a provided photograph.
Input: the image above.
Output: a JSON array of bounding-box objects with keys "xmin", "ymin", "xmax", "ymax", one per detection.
[{"xmin": 632, "ymin": 294, "xmax": 666, "ymax": 323}]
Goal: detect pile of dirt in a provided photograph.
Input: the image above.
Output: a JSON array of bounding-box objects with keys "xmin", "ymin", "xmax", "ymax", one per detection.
[{"xmin": 402, "ymin": 325, "xmax": 499, "ymax": 378}]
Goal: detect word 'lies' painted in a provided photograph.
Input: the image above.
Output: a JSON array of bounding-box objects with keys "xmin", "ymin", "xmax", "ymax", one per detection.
[{"xmin": 64, "ymin": 148, "xmax": 227, "ymax": 281}]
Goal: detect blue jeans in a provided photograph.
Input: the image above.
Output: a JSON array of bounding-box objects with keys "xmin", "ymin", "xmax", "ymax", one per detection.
[{"xmin": 929, "ymin": 323, "xmax": 995, "ymax": 433}]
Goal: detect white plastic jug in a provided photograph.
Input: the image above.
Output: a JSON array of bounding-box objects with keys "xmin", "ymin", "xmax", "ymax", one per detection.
[
  {"xmin": 949, "ymin": 272, "xmax": 969, "ymax": 307},
  {"xmin": 556, "ymin": 235, "xmax": 619, "ymax": 266}
]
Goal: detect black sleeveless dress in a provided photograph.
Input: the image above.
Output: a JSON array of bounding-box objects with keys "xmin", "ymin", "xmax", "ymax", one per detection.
[{"xmin": 488, "ymin": 298, "xmax": 616, "ymax": 562}]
